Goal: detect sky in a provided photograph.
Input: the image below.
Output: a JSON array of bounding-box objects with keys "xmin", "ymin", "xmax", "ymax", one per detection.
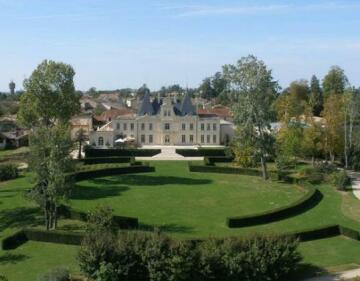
[{"xmin": 0, "ymin": 0, "xmax": 359, "ymax": 92}]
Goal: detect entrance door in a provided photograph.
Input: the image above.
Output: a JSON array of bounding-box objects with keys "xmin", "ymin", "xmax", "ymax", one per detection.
[{"xmin": 164, "ymin": 135, "xmax": 170, "ymax": 145}]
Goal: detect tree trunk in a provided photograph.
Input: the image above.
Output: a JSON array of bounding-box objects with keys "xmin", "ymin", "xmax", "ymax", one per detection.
[
  {"xmin": 54, "ymin": 205, "xmax": 58, "ymax": 230},
  {"xmin": 78, "ymin": 141, "xmax": 82, "ymax": 159},
  {"xmin": 311, "ymin": 155, "xmax": 315, "ymax": 166},
  {"xmin": 260, "ymin": 155, "xmax": 269, "ymax": 180},
  {"xmin": 344, "ymin": 111, "xmax": 348, "ymax": 169}
]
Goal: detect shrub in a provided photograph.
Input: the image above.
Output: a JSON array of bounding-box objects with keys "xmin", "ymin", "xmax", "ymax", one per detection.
[
  {"xmin": 176, "ymin": 149, "xmax": 226, "ymax": 157},
  {"xmin": 80, "ymin": 157, "xmax": 132, "ymax": 165},
  {"xmin": 299, "ymin": 167, "xmax": 324, "ymax": 184},
  {"xmin": 84, "ymin": 148, "xmax": 161, "ymax": 158},
  {"xmin": 79, "ymin": 231, "xmax": 301, "ymax": 281},
  {"xmin": 0, "ymin": 275, "xmax": 9, "ymax": 281},
  {"xmin": 331, "ymin": 170, "xmax": 350, "ymax": 190},
  {"xmin": 38, "ymin": 267, "xmax": 70, "ymax": 281},
  {"xmin": 0, "ymin": 164, "xmax": 18, "ymax": 181}
]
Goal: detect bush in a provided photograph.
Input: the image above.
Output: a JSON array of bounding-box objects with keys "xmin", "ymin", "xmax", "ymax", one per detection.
[
  {"xmin": 299, "ymin": 167, "xmax": 324, "ymax": 184},
  {"xmin": 331, "ymin": 170, "xmax": 350, "ymax": 190},
  {"xmin": 204, "ymin": 157, "xmax": 233, "ymax": 166},
  {"xmin": 79, "ymin": 231, "xmax": 301, "ymax": 281},
  {"xmin": 0, "ymin": 275, "xmax": 8, "ymax": 281},
  {"xmin": 2, "ymin": 230, "xmax": 28, "ymax": 250},
  {"xmin": 0, "ymin": 164, "xmax": 18, "ymax": 181},
  {"xmin": 38, "ymin": 267, "xmax": 70, "ymax": 281}
]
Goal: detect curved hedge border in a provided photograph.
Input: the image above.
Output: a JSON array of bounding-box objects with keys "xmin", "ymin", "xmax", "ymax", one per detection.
[
  {"xmin": 227, "ymin": 185, "xmax": 320, "ymax": 228},
  {"xmin": 85, "ymin": 148, "xmax": 161, "ymax": 158},
  {"xmin": 188, "ymin": 164, "xmax": 321, "ymax": 228},
  {"xmin": 176, "ymin": 148, "xmax": 226, "ymax": 157},
  {"xmin": 3, "ymin": 224, "xmax": 360, "ymax": 250}
]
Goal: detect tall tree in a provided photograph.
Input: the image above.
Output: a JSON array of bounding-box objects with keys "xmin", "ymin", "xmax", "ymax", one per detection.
[
  {"xmin": 322, "ymin": 66, "xmax": 348, "ymax": 97},
  {"xmin": 17, "ymin": 60, "xmax": 80, "ymax": 230},
  {"xmin": 309, "ymin": 75, "xmax": 323, "ymax": 116},
  {"xmin": 223, "ymin": 55, "xmax": 278, "ymax": 179},
  {"xmin": 322, "ymin": 95, "xmax": 344, "ymax": 162},
  {"xmin": 199, "ymin": 77, "xmax": 214, "ymax": 100},
  {"xmin": 18, "ymin": 60, "xmax": 80, "ymax": 128}
]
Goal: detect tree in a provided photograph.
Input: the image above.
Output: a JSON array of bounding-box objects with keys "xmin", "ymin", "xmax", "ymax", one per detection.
[
  {"xmin": 301, "ymin": 121, "xmax": 325, "ymax": 165},
  {"xmin": 28, "ymin": 124, "xmax": 74, "ymax": 230},
  {"xmin": 199, "ymin": 78, "xmax": 214, "ymax": 100},
  {"xmin": 75, "ymin": 128, "xmax": 88, "ymax": 159},
  {"xmin": 87, "ymin": 87, "xmax": 99, "ymax": 98},
  {"xmin": 17, "ymin": 60, "xmax": 80, "ymax": 230},
  {"xmin": 223, "ymin": 55, "xmax": 278, "ymax": 179},
  {"xmin": 322, "ymin": 66, "xmax": 348, "ymax": 97},
  {"xmin": 18, "ymin": 60, "xmax": 80, "ymax": 128},
  {"xmin": 322, "ymin": 95, "xmax": 344, "ymax": 162},
  {"xmin": 309, "ymin": 75, "xmax": 323, "ymax": 116}
]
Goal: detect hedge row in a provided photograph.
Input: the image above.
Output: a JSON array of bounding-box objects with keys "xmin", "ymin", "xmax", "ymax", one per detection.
[
  {"xmin": 176, "ymin": 148, "xmax": 226, "ymax": 157},
  {"xmin": 227, "ymin": 186, "xmax": 319, "ymax": 228},
  {"xmin": 85, "ymin": 148, "xmax": 161, "ymax": 158},
  {"xmin": 58, "ymin": 205, "xmax": 138, "ymax": 229},
  {"xmin": 189, "ymin": 164, "xmax": 263, "ymax": 177},
  {"xmin": 72, "ymin": 165, "xmax": 155, "ymax": 181},
  {"xmin": 2, "ymin": 229, "xmax": 84, "ymax": 250},
  {"xmin": 204, "ymin": 156, "xmax": 234, "ymax": 165},
  {"xmin": 80, "ymin": 157, "xmax": 132, "ymax": 165}
]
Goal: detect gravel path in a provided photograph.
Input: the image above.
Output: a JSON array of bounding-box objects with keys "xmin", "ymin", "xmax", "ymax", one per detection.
[{"xmin": 304, "ymin": 268, "xmax": 360, "ymax": 281}]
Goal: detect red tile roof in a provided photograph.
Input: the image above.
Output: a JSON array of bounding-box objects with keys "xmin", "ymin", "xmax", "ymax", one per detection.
[{"xmin": 94, "ymin": 108, "xmax": 134, "ymax": 122}]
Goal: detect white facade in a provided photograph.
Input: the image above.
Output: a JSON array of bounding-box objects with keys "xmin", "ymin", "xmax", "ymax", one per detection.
[{"xmin": 90, "ymin": 95, "xmax": 232, "ymax": 147}]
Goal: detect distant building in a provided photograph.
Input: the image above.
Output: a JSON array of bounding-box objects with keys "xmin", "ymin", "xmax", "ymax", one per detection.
[
  {"xmin": 89, "ymin": 91, "xmax": 234, "ymax": 147},
  {"xmin": 9, "ymin": 81, "xmax": 15, "ymax": 95}
]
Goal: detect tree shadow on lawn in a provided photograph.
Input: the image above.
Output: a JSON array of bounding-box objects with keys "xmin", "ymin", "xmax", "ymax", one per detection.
[
  {"xmin": 0, "ymin": 207, "xmax": 43, "ymax": 233},
  {"xmin": 138, "ymin": 222, "xmax": 195, "ymax": 234},
  {"xmin": 89, "ymin": 175, "xmax": 213, "ymax": 187},
  {"xmin": 71, "ymin": 185, "xmax": 130, "ymax": 200},
  {"xmin": 0, "ymin": 253, "xmax": 29, "ymax": 265},
  {"xmin": 289, "ymin": 262, "xmax": 328, "ymax": 281}
]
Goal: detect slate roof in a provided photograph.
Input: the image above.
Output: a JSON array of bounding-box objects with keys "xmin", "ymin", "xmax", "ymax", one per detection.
[{"xmin": 138, "ymin": 92, "xmax": 197, "ymax": 116}]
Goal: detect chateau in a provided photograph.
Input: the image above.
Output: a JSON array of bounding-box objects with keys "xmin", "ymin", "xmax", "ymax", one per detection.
[{"xmin": 89, "ymin": 90, "xmax": 234, "ymax": 147}]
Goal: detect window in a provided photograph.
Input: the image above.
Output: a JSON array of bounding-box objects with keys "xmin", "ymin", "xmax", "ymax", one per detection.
[
  {"xmin": 149, "ymin": 135, "xmax": 153, "ymax": 143},
  {"xmin": 207, "ymin": 135, "xmax": 210, "ymax": 143},
  {"xmin": 213, "ymin": 135, "xmax": 217, "ymax": 143},
  {"xmin": 201, "ymin": 123, "xmax": 204, "ymax": 131},
  {"xmin": 189, "ymin": 135, "xmax": 194, "ymax": 143},
  {"xmin": 116, "ymin": 123, "xmax": 120, "ymax": 130},
  {"xmin": 141, "ymin": 135, "xmax": 145, "ymax": 143},
  {"xmin": 98, "ymin": 137, "xmax": 104, "ymax": 146},
  {"xmin": 164, "ymin": 123, "xmax": 170, "ymax": 130},
  {"xmin": 141, "ymin": 123, "xmax": 145, "ymax": 130},
  {"xmin": 165, "ymin": 135, "xmax": 170, "ymax": 144},
  {"xmin": 130, "ymin": 123, "xmax": 134, "ymax": 131},
  {"xmin": 213, "ymin": 123, "xmax": 217, "ymax": 131},
  {"xmin": 207, "ymin": 123, "xmax": 211, "ymax": 131},
  {"xmin": 182, "ymin": 135, "xmax": 186, "ymax": 143},
  {"xmin": 190, "ymin": 123, "xmax": 194, "ymax": 130},
  {"xmin": 182, "ymin": 123, "xmax": 186, "ymax": 130},
  {"xmin": 201, "ymin": 135, "xmax": 204, "ymax": 143},
  {"xmin": 149, "ymin": 123, "xmax": 153, "ymax": 130},
  {"xmin": 123, "ymin": 123, "xmax": 127, "ymax": 131}
]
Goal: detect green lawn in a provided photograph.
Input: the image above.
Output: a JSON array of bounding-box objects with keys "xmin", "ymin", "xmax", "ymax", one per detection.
[
  {"xmin": 1, "ymin": 161, "xmax": 360, "ymax": 280},
  {"xmin": 71, "ymin": 161, "xmax": 306, "ymax": 238},
  {"xmin": 0, "ymin": 147, "xmax": 29, "ymax": 159}
]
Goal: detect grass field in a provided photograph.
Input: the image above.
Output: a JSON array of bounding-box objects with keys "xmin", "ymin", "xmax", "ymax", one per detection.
[
  {"xmin": 71, "ymin": 161, "xmax": 306, "ymax": 238},
  {"xmin": 1, "ymin": 161, "xmax": 360, "ymax": 280}
]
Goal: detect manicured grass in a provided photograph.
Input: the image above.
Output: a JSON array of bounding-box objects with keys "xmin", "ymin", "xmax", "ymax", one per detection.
[
  {"xmin": 0, "ymin": 241, "xmax": 79, "ymax": 281},
  {"xmin": 70, "ymin": 161, "xmax": 306, "ymax": 238},
  {"xmin": 1, "ymin": 161, "xmax": 360, "ymax": 280}
]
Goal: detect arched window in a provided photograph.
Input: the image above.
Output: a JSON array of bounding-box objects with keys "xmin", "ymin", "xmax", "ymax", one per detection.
[{"xmin": 98, "ymin": 137, "xmax": 104, "ymax": 146}]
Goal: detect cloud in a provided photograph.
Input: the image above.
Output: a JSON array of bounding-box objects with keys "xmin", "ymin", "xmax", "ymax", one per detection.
[{"xmin": 158, "ymin": 2, "xmax": 360, "ymax": 17}]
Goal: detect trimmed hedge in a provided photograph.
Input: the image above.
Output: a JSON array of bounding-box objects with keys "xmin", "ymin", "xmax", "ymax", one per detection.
[
  {"xmin": 80, "ymin": 157, "xmax": 132, "ymax": 165},
  {"xmin": 204, "ymin": 156, "xmax": 234, "ymax": 166},
  {"xmin": 2, "ymin": 229, "xmax": 84, "ymax": 250},
  {"xmin": 227, "ymin": 186, "xmax": 319, "ymax": 228},
  {"xmin": 58, "ymin": 205, "xmax": 138, "ymax": 229},
  {"xmin": 176, "ymin": 148, "xmax": 226, "ymax": 157},
  {"xmin": 288, "ymin": 225, "xmax": 340, "ymax": 242},
  {"xmin": 0, "ymin": 164, "xmax": 19, "ymax": 182},
  {"xmin": 85, "ymin": 148, "xmax": 161, "ymax": 158},
  {"xmin": 2, "ymin": 230, "xmax": 28, "ymax": 250},
  {"xmin": 73, "ymin": 165, "xmax": 155, "ymax": 181},
  {"xmin": 189, "ymin": 164, "xmax": 262, "ymax": 177}
]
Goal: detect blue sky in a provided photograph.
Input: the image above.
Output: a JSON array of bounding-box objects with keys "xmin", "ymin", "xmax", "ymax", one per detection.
[{"xmin": 0, "ymin": 0, "xmax": 359, "ymax": 92}]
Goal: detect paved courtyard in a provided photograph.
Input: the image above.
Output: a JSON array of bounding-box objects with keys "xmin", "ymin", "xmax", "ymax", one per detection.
[{"xmin": 137, "ymin": 145, "xmax": 208, "ymax": 161}]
